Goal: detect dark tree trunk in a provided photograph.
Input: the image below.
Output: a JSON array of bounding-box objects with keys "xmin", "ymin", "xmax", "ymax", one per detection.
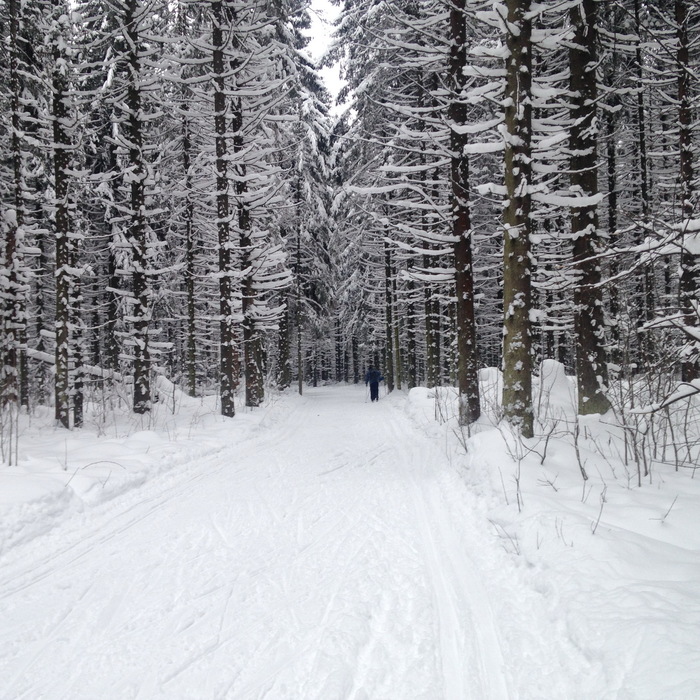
[
  {"xmin": 384, "ymin": 240, "xmax": 395, "ymax": 393},
  {"xmin": 335, "ymin": 318, "xmax": 343, "ymax": 383},
  {"xmin": 52, "ymin": 13, "xmax": 72, "ymax": 428},
  {"xmin": 239, "ymin": 177, "xmax": 263, "ymax": 407},
  {"xmin": 633, "ymin": 0, "xmax": 655, "ymax": 362},
  {"xmin": 424, "ymin": 251, "xmax": 440, "ymax": 388},
  {"xmin": 182, "ymin": 105, "xmax": 198, "ymax": 397},
  {"xmin": 352, "ymin": 335, "xmax": 359, "ymax": 384},
  {"xmin": 123, "ymin": 0, "xmax": 151, "ymax": 415},
  {"xmin": 71, "ymin": 270, "xmax": 84, "ymax": 428},
  {"xmin": 3, "ymin": 0, "xmax": 25, "ymax": 414},
  {"xmin": 406, "ymin": 273, "xmax": 417, "ymax": 390},
  {"xmin": 106, "ymin": 245, "xmax": 121, "ymax": 373},
  {"xmin": 502, "ymin": 0, "xmax": 534, "ymax": 436},
  {"xmin": 449, "ymin": 0, "xmax": 480, "ymax": 425},
  {"xmin": 604, "ymin": 2, "xmax": 621, "ymax": 365},
  {"xmin": 212, "ymin": 0, "xmax": 236, "ymax": 416},
  {"xmin": 391, "ymin": 261, "xmax": 402, "ymax": 390},
  {"xmin": 278, "ymin": 297, "xmax": 292, "ymax": 390},
  {"xmin": 296, "ymin": 231, "xmax": 303, "ymax": 395},
  {"xmin": 677, "ymin": 0, "xmax": 698, "ymax": 382},
  {"xmin": 570, "ymin": 0, "xmax": 611, "ymax": 415}
]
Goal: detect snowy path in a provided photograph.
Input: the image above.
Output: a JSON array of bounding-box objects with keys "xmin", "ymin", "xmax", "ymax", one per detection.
[{"xmin": 0, "ymin": 386, "xmax": 510, "ymax": 700}]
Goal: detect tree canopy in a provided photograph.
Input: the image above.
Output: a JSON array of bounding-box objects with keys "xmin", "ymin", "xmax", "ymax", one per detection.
[{"xmin": 0, "ymin": 0, "xmax": 699, "ymax": 446}]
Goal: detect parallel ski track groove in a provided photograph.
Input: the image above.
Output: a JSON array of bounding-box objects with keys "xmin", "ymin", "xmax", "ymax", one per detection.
[{"xmin": 1, "ymin": 388, "xmax": 513, "ymax": 700}]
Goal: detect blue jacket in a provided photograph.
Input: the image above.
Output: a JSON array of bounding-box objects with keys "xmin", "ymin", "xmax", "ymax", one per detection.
[{"xmin": 365, "ymin": 369, "xmax": 383, "ymax": 385}]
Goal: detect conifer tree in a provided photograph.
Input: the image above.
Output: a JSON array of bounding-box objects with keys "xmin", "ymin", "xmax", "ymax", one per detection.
[
  {"xmin": 47, "ymin": 0, "xmax": 80, "ymax": 427},
  {"xmin": 569, "ymin": 0, "xmax": 611, "ymax": 415},
  {"xmin": 450, "ymin": 0, "xmax": 480, "ymax": 425},
  {"xmin": 676, "ymin": 0, "xmax": 699, "ymax": 381},
  {"xmin": 210, "ymin": 0, "xmax": 238, "ymax": 415},
  {"xmin": 501, "ymin": 0, "xmax": 533, "ymax": 436},
  {"xmin": 1, "ymin": 0, "xmax": 31, "ymax": 416}
]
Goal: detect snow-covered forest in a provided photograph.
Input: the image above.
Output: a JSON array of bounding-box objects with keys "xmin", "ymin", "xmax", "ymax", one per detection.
[
  {"xmin": 2, "ymin": 0, "xmax": 700, "ymax": 697},
  {"xmin": 1, "ymin": 0, "xmax": 700, "ymax": 437}
]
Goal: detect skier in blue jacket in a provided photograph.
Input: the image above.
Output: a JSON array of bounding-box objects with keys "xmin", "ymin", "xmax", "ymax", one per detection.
[{"xmin": 364, "ymin": 366, "xmax": 384, "ymax": 402}]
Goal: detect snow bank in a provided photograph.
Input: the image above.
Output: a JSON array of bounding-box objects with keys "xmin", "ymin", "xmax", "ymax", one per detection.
[
  {"xmin": 2, "ymin": 374, "xmax": 699, "ymax": 698},
  {"xmin": 404, "ymin": 366, "xmax": 700, "ymax": 699},
  {"xmin": 0, "ymin": 387, "xmax": 283, "ymax": 557}
]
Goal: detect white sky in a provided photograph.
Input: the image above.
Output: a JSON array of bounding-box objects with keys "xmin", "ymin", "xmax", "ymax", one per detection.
[
  {"xmin": 304, "ymin": 0, "xmax": 345, "ymax": 105},
  {"xmin": 305, "ymin": 0, "xmax": 340, "ymax": 61}
]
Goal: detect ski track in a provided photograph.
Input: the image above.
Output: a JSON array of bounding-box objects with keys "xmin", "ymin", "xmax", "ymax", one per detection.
[{"xmin": 1, "ymin": 386, "xmax": 513, "ymax": 699}]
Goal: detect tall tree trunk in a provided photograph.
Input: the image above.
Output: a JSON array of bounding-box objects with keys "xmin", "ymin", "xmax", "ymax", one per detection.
[
  {"xmin": 35, "ymin": 234, "xmax": 49, "ymax": 404},
  {"xmin": 384, "ymin": 240, "xmax": 395, "ymax": 393},
  {"xmin": 633, "ymin": 0, "xmax": 655, "ymax": 363},
  {"xmin": 570, "ymin": 0, "xmax": 611, "ymax": 414},
  {"xmin": 232, "ymin": 110, "xmax": 265, "ymax": 408},
  {"xmin": 677, "ymin": 0, "xmax": 698, "ymax": 382},
  {"xmin": 232, "ymin": 93, "xmax": 263, "ymax": 409},
  {"xmin": 335, "ymin": 318, "xmax": 343, "ymax": 383},
  {"xmin": 239, "ymin": 231, "xmax": 265, "ymax": 408},
  {"xmin": 52, "ymin": 10, "xmax": 72, "ymax": 428},
  {"xmin": 425, "ymin": 171, "xmax": 442, "ymax": 388},
  {"xmin": 106, "ymin": 244, "xmax": 121, "ymax": 374},
  {"xmin": 212, "ymin": 0, "xmax": 236, "ymax": 416},
  {"xmin": 606, "ymin": 104, "xmax": 620, "ymax": 364},
  {"xmin": 101, "ymin": 126, "xmax": 121, "ymax": 379},
  {"xmin": 449, "ymin": 0, "xmax": 480, "ymax": 425},
  {"xmin": 3, "ymin": 0, "xmax": 25, "ymax": 416},
  {"xmin": 424, "ymin": 250, "xmax": 440, "ymax": 388},
  {"xmin": 278, "ymin": 297, "xmax": 292, "ymax": 390},
  {"xmin": 604, "ymin": 1, "xmax": 621, "ymax": 366},
  {"xmin": 238, "ymin": 176, "xmax": 263, "ymax": 407},
  {"xmin": 392, "ymin": 263, "xmax": 402, "ymax": 390},
  {"xmin": 502, "ymin": 0, "xmax": 534, "ymax": 436},
  {"xmin": 71, "ymin": 262, "xmax": 84, "ymax": 428},
  {"xmin": 182, "ymin": 105, "xmax": 198, "ymax": 397},
  {"xmin": 296, "ymin": 230, "xmax": 304, "ymax": 395},
  {"xmin": 352, "ymin": 335, "xmax": 359, "ymax": 384},
  {"xmin": 406, "ymin": 272, "xmax": 417, "ymax": 389},
  {"xmin": 124, "ymin": 0, "xmax": 151, "ymax": 415}
]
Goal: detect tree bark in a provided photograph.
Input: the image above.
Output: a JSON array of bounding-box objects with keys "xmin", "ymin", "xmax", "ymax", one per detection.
[
  {"xmin": 570, "ymin": 0, "xmax": 611, "ymax": 415},
  {"xmin": 392, "ymin": 260, "xmax": 402, "ymax": 390},
  {"xmin": 296, "ymin": 230, "xmax": 303, "ymax": 395},
  {"xmin": 181, "ymin": 105, "xmax": 198, "ymax": 397},
  {"xmin": 3, "ymin": 0, "xmax": 26, "ymax": 414},
  {"xmin": 52, "ymin": 6, "xmax": 72, "ymax": 428},
  {"xmin": 449, "ymin": 0, "xmax": 480, "ymax": 425},
  {"xmin": 603, "ymin": 1, "xmax": 621, "ymax": 366},
  {"xmin": 278, "ymin": 297, "xmax": 292, "ymax": 390},
  {"xmin": 237, "ymin": 142, "xmax": 263, "ymax": 408},
  {"xmin": 212, "ymin": 0, "xmax": 236, "ymax": 416},
  {"xmin": 424, "ymin": 249, "xmax": 440, "ymax": 388},
  {"xmin": 677, "ymin": 0, "xmax": 698, "ymax": 382},
  {"xmin": 633, "ymin": 0, "xmax": 655, "ymax": 363},
  {"xmin": 502, "ymin": 0, "xmax": 534, "ymax": 437},
  {"xmin": 124, "ymin": 0, "xmax": 151, "ymax": 415},
  {"xmin": 384, "ymin": 240, "xmax": 395, "ymax": 393},
  {"xmin": 406, "ymin": 272, "xmax": 417, "ymax": 389}
]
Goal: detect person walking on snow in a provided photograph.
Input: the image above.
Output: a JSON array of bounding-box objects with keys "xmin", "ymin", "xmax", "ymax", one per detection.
[{"xmin": 365, "ymin": 366, "xmax": 384, "ymax": 402}]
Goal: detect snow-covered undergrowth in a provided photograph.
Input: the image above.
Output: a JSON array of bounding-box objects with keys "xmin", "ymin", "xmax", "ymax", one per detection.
[
  {"xmin": 0, "ymin": 380, "xmax": 289, "ymax": 557},
  {"xmin": 406, "ymin": 361, "xmax": 700, "ymax": 699},
  {"xmin": 1, "ymin": 366, "xmax": 699, "ymax": 698}
]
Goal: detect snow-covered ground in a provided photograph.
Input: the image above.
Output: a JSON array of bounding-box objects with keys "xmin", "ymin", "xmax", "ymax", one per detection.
[{"xmin": 1, "ymin": 376, "xmax": 699, "ymax": 699}]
